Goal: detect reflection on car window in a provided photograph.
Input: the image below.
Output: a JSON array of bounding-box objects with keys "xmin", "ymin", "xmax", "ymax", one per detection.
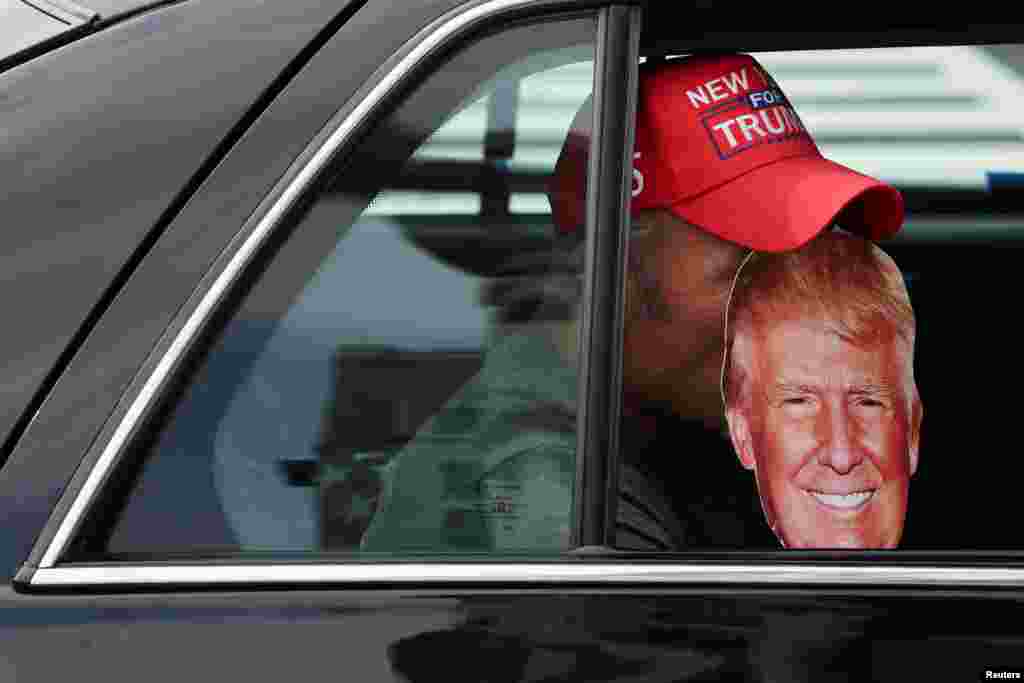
[
  {"xmin": 0, "ymin": 0, "xmax": 73, "ymax": 60},
  {"xmin": 76, "ymin": 18, "xmax": 596, "ymax": 559}
]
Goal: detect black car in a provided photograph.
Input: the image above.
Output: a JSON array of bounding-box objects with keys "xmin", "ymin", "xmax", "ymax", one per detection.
[{"xmin": 3, "ymin": 1, "xmax": 1024, "ymax": 680}]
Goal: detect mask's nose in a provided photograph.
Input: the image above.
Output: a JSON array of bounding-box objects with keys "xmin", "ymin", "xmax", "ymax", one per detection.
[{"xmin": 817, "ymin": 399, "xmax": 864, "ymax": 474}]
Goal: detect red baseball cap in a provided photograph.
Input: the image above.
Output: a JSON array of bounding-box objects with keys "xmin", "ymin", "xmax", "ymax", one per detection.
[{"xmin": 549, "ymin": 53, "xmax": 904, "ymax": 252}]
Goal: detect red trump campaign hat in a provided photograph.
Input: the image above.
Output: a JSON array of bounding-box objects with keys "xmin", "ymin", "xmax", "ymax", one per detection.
[{"xmin": 549, "ymin": 53, "xmax": 904, "ymax": 252}]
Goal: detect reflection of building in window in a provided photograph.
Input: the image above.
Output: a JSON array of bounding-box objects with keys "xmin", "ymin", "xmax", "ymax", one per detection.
[
  {"xmin": 757, "ymin": 46, "xmax": 1024, "ymax": 190},
  {"xmin": 757, "ymin": 47, "xmax": 1024, "ymax": 242},
  {"xmin": 316, "ymin": 346, "xmax": 483, "ymax": 549},
  {"xmin": 373, "ymin": 60, "xmax": 594, "ymax": 218}
]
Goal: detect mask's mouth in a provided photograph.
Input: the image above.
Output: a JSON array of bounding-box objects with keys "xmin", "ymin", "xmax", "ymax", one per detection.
[{"xmin": 807, "ymin": 489, "xmax": 876, "ymax": 511}]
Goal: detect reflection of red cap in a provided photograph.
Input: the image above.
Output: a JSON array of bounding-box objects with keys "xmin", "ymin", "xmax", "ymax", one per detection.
[{"xmin": 549, "ymin": 53, "xmax": 904, "ymax": 252}]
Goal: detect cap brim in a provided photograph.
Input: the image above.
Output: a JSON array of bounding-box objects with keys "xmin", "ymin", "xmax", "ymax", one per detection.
[{"xmin": 668, "ymin": 154, "xmax": 904, "ymax": 252}]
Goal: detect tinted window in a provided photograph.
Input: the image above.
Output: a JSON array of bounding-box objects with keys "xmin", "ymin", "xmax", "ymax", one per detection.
[{"xmin": 73, "ymin": 17, "xmax": 597, "ymax": 559}]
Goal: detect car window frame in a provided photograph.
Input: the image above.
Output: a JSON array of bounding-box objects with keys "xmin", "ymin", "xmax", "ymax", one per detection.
[
  {"xmin": 20, "ymin": 5, "xmax": 1024, "ymax": 592},
  {"xmin": 571, "ymin": 3, "xmax": 637, "ymax": 551},
  {"xmin": 16, "ymin": 0, "xmax": 639, "ymax": 591}
]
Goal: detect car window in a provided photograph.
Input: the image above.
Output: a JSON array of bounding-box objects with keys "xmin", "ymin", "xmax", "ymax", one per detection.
[
  {"xmin": 66, "ymin": 16, "xmax": 597, "ymax": 560},
  {"xmin": 613, "ymin": 42, "xmax": 1024, "ymax": 552},
  {"xmin": 0, "ymin": 0, "xmax": 95, "ymax": 65}
]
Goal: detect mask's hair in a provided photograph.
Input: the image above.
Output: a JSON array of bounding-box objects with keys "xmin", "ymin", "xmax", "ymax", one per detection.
[{"xmin": 721, "ymin": 230, "xmax": 916, "ymax": 408}]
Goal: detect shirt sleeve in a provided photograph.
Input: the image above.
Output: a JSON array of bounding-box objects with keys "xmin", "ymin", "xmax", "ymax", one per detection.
[{"xmin": 361, "ymin": 433, "xmax": 576, "ymax": 554}]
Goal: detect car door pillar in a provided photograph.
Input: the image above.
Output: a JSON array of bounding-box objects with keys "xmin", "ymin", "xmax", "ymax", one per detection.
[{"xmin": 572, "ymin": 3, "xmax": 642, "ymax": 550}]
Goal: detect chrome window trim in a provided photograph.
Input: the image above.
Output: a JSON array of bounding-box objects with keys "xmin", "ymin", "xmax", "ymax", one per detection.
[
  {"xmin": 30, "ymin": 563, "xmax": 1024, "ymax": 588},
  {"xmin": 22, "ymin": 0, "xmax": 97, "ymax": 24},
  {"xmin": 37, "ymin": 0, "xmax": 589, "ymax": 570}
]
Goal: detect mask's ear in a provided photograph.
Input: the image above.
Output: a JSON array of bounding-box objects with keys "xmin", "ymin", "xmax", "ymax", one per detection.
[
  {"xmin": 726, "ymin": 405, "xmax": 757, "ymax": 471},
  {"xmin": 909, "ymin": 388, "xmax": 923, "ymax": 476}
]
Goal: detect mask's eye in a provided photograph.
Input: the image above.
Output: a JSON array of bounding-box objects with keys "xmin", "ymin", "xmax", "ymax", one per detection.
[
  {"xmin": 852, "ymin": 390, "xmax": 890, "ymax": 410},
  {"xmin": 779, "ymin": 393, "xmax": 817, "ymax": 414}
]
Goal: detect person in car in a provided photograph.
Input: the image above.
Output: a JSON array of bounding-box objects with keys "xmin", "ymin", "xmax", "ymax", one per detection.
[
  {"xmin": 361, "ymin": 52, "xmax": 905, "ymax": 553},
  {"xmin": 721, "ymin": 230, "xmax": 922, "ymax": 549}
]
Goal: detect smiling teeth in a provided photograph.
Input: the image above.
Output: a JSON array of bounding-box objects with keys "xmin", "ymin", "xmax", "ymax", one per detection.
[{"xmin": 810, "ymin": 491, "xmax": 874, "ymax": 509}]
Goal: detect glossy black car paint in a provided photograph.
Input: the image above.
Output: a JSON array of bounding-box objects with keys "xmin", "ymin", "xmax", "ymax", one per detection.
[
  {"xmin": 0, "ymin": 0, "xmax": 347, "ymax": 467},
  {"xmin": 0, "ymin": 586, "xmax": 1022, "ymax": 681},
  {"xmin": 3, "ymin": 2, "xmax": 1024, "ymax": 681}
]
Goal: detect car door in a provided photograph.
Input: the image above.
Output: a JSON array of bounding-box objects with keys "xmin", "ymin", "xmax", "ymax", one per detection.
[{"xmin": 6, "ymin": 4, "xmax": 1024, "ymax": 683}]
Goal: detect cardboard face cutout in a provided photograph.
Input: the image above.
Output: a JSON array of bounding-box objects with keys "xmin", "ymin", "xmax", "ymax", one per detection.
[{"xmin": 721, "ymin": 232, "xmax": 923, "ymax": 549}]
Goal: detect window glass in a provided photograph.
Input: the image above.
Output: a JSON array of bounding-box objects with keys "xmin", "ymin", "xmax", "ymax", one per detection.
[
  {"xmin": 614, "ymin": 44, "xmax": 1024, "ymax": 552},
  {"xmin": 76, "ymin": 17, "xmax": 597, "ymax": 559}
]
